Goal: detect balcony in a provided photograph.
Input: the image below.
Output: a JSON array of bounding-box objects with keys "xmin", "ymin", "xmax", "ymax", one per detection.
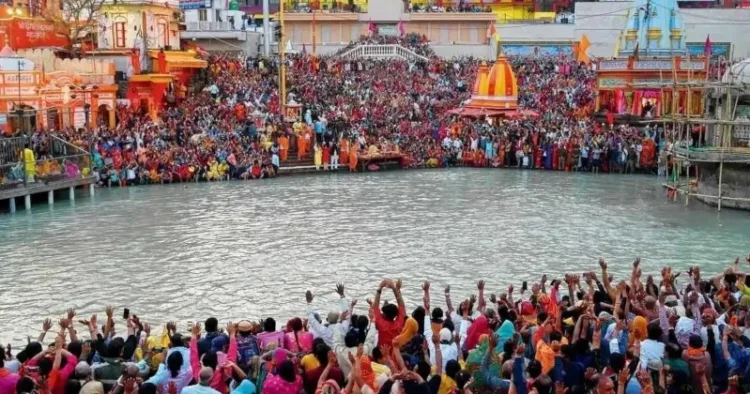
[
  {"xmin": 283, "ymin": 0, "xmax": 368, "ymax": 13},
  {"xmin": 182, "ymin": 21, "xmax": 250, "ymax": 40}
]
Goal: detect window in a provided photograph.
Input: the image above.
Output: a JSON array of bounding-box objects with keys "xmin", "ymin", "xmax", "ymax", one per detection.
[
  {"xmin": 114, "ymin": 21, "xmax": 126, "ymax": 48},
  {"xmin": 198, "ymin": 9, "xmax": 208, "ymax": 21},
  {"xmin": 469, "ymin": 27, "xmax": 478, "ymax": 43},
  {"xmin": 321, "ymin": 25, "xmax": 330, "ymax": 43},
  {"xmin": 439, "ymin": 24, "xmax": 449, "ymax": 43},
  {"xmin": 157, "ymin": 20, "xmax": 168, "ymax": 47}
]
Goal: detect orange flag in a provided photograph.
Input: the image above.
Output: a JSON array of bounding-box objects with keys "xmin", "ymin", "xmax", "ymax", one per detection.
[
  {"xmin": 577, "ymin": 34, "xmax": 591, "ymax": 64},
  {"xmin": 486, "ymin": 22, "xmax": 496, "ymax": 41}
]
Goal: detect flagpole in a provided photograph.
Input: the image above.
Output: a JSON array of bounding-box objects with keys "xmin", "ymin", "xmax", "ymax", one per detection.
[
  {"xmin": 312, "ymin": 10, "xmax": 317, "ymax": 55},
  {"xmin": 279, "ymin": 0, "xmax": 286, "ymax": 117}
]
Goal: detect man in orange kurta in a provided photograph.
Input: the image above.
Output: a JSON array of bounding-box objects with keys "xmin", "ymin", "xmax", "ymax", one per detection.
[
  {"xmin": 340, "ymin": 139, "xmax": 349, "ymax": 166},
  {"xmin": 279, "ymin": 135, "xmax": 289, "ymax": 162},
  {"xmin": 297, "ymin": 133, "xmax": 306, "ymax": 160},
  {"xmin": 349, "ymin": 145, "xmax": 358, "ymax": 172}
]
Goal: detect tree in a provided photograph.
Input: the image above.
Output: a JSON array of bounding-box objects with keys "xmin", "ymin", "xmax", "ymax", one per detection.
[{"xmin": 42, "ymin": 0, "xmax": 105, "ymax": 51}]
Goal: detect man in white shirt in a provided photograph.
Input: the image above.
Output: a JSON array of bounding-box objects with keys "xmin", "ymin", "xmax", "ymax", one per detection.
[
  {"xmin": 182, "ymin": 367, "xmax": 221, "ymax": 394},
  {"xmin": 305, "ymin": 286, "xmax": 350, "ymax": 348}
]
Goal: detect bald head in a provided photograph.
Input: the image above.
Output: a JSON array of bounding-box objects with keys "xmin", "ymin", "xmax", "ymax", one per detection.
[{"xmin": 199, "ymin": 367, "xmax": 214, "ymax": 385}]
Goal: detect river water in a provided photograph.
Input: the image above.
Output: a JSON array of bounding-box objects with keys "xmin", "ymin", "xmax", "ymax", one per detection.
[{"xmin": 1, "ymin": 169, "xmax": 749, "ymax": 345}]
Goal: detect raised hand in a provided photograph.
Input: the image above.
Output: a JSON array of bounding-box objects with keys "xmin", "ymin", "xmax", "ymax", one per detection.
[
  {"xmin": 633, "ymin": 257, "xmax": 641, "ymax": 269},
  {"xmin": 350, "ymin": 299, "xmax": 358, "ymax": 309},
  {"xmin": 477, "ymin": 280, "xmax": 485, "ymax": 291},
  {"xmin": 335, "ymin": 283, "xmax": 345, "ymax": 297},
  {"xmin": 226, "ymin": 322, "xmax": 236, "ymax": 337},
  {"xmin": 58, "ymin": 318, "xmax": 69, "ymax": 330},
  {"xmin": 90, "ymin": 314, "xmax": 98, "ymax": 331},
  {"xmin": 508, "ymin": 285, "xmax": 514, "ymax": 294},
  {"xmin": 469, "ymin": 294, "xmax": 477, "ymax": 305},
  {"xmin": 327, "ymin": 350, "xmax": 338, "ymax": 366},
  {"xmin": 489, "ymin": 294, "xmax": 497, "ymax": 304},
  {"xmin": 488, "ymin": 333, "xmax": 498, "ymax": 350},
  {"xmin": 395, "ymin": 279, "xmax": 402, "ymax": 291},
  {"xmin": 599, "ymin": 258, "xmax": 607, "ymax": 270},
  {"xmin": 144, "ymin": 323, "xmax": 151, "ymax": 336},
  {"xmin": 67, "ymin": 308, "xmax": 76, "ymax": 321},
  {"xmin": 43, "ymin": 318, "xmax": 53, "ymax": 333},
  {"xmin": 541, "ymin": 274, "xmax": 547, "ymax": 284},
  {"xmin": 422, "ymin": 281, "xmax": 430, "ymax": 292},
  {"xmin": 191, "ymin": 323, "xmax": 202, "ymax": 337},
  {"xmin": 305, "ymin": 290, "xmax": 314, "ymax": 304},
  {"xmin": 444, "ymin": 285, "xmax": 450, "ymax": 294},
  {"xmin": 167, "ymin": 321, "xmax": 176, "ymax": 332},
  {"xmin": 105, "ymin": 306, "xmax": 114, "ymax": 319}
]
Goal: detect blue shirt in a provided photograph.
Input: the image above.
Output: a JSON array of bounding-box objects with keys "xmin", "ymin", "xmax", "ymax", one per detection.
[
  {"xmin": 182, "ymin": 384, "xmax": 222, "ymax": 394},
  {"xmin": 314, "ymin": 121, "xmax": 324, "ymax": 134}
]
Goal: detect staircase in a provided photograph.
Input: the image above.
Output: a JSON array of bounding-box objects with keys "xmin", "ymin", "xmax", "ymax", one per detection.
[{"xmin": 339, "ymin": 44, "xmax": 429, "ymax": 63}]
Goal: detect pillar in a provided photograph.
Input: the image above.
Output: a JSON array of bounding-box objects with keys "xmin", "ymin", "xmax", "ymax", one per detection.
[
  {"xmin": 24, "ymin": 194, "xmax": 31, "ymax": 210},
  {"xmin": 48, "ymin": 190, "xmax": 54, "ymax": 205},
  {"xmin": 9, "ymin": 198, "xmax": 16, "ymax": 213},
  {"xmin": 69, "ymin": 186, "xmax": 75, "ymax": 201},
  {"xmin": 89, "ymin": 183, "xmax": 95, "ymax": 197},
  {"xmin": 109, "ymin": 109, "xmax": 116, "ymax": 129}
]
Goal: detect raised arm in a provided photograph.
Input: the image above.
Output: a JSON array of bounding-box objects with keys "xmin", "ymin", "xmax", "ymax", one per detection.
[
  {"xmin": 226, "ymin": 322, "xmax": 238, "ymax": 363},
  {"xmin": 477, "ymin": 281, "xmax": 486, "ymax": 314},
  {"xmin": 38, "ymin": 318, "xmax": 52, "ymax": 343},
  {"xmin": 189, "ymin": 323, "xmax": 202, "ymax": 380},
  {"xmin": 422, "ymin": 281, "xmax": 431, "ymax": 311},
  {"xmin": 600, "ymin": 259, "xmax": 615, "ymax": 300},
  {"xmin": 444, "ymin": 285, "xmax": 454, "ymax": 316}
]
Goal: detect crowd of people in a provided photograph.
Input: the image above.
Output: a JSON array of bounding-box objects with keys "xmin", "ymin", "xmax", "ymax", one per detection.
[
  {"xmin": 1, "ymin": 35, "xmax": 670, "ymax": 190},
  {"xmin": 4, "ymin": 256, "xmax": 750, "ymax": 394}
]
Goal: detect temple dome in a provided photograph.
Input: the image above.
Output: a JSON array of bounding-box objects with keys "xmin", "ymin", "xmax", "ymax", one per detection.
[{"xmin": 468, "ymin": 54, "xmax": 518, "ymax": 110}]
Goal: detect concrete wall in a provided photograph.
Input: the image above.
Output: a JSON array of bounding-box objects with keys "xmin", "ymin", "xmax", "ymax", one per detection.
[
  {"xmin": 192, "ymin": 33, "xmax": 263, "ymax": 54},
  {"xmin": 697, "ymin": 163, "xmax": 750, "ymax": 211},
  {"xmin": 431, "ymin": 44, "xmax": 493, "ymax": 60}
]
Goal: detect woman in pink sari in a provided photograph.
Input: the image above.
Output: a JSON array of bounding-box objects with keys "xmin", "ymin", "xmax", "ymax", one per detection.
[
  {"xmin": 65, "ymin": 160, "xmax": 80, "ymax": 178},
  {"xmin": 263, "ymin": 360, "xmax": 302, "ymax": 394},
  {"xmin": 283, "ymin": 317, "xmax": 313, "ymax": 353}
]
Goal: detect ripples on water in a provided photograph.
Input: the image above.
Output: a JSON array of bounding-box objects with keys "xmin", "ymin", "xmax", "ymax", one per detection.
[{"xmin": 1, "ymin": 169, "xmax": 749, "ymax": 344}]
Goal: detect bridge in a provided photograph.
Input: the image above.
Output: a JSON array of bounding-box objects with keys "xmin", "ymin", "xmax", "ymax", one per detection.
[{"xmin": 339, "ymin": 44, "xmax": 430, "ymax": 63}]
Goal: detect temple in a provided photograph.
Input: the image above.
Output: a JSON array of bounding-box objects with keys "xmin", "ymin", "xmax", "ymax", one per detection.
[
  {"xmin": 596, "ymin": 0, "xmax": 707, "ymax": 119},
  {"xmin": 449, "ymin": 55, "xmax": 536, "ymax": 118}
]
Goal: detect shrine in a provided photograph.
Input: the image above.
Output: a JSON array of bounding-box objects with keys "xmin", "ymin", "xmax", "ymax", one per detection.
[
  {"xmin": 448, "ymin": 54, "xmax": 538, "ymax": 119},
  {"xmin": 596, "ymin": 0, "xmax": 708, "ymax": 119},
  {"xmin": 0, "ymin": 47, "xmax": 118, "ymax": 134}
]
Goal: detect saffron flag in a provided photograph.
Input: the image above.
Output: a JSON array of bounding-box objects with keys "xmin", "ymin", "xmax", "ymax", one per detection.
[
  {"xmin": 397, "ymin": 20, "xmax": 405, "ymax": 37},
  {"xmin": 368, "ymin": 20, "xmax": 377, "ymax": 35},
  {"xmin": 577, "ymin": 34, "xmax": 591, "ymax": 64},
  {"xmin": 486, "ymin": 22, "xmax": 496, "ymax": 40},
  {"xmin": 704, "ymin": 35, "xmax": 712, "ymax": 57}
]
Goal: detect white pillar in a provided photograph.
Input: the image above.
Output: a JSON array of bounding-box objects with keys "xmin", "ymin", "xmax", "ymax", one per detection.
[
  {"xmin": 263, "ymin": 0, "xmax": 271, "ymax": 56},
  {"xmin": 9, "ymin": 198, "xmax": 16, "ymax": 213},
  {"xmin": 69, "ymin": 186, "xmax": 75, "ymax": 201},
  {"xmin": 24, "ymin": 194, "xmax": 31, "ymax": 210},
  {"xmin": 48, "ymin": 190, "xmax": 54, "ymax": 205},
  {"xmin": 89, "ymin": 183, "xmax": 95, "ymax": 197}
]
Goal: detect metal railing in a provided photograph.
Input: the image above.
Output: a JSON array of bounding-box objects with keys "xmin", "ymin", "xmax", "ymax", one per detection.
[
  {"xmin": 284, "ymin": 0, "xmax": 367, "ymax": 13},
  {"xmin": 0, "ymin": 135, "xmax": 92, "ymax": 191},
  {"xmin": 340, "ymin": 44, "xmax": 429, "ymax": 62},
  {"xmin": 186, "ymin": 21, "xmax": 235, "ymax": 31}
]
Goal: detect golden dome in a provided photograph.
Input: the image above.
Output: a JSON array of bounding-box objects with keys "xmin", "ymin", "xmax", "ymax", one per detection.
[{"xmin": 468, "ymin": 54, "xmax": 518, "ymax": 110}]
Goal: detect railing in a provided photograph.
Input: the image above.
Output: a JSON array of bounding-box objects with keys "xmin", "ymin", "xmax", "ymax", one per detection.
[
  {"xmin": 283, "ymin": 0, "xmax": 367, "ymax": 12},
  {"xmin": 340, "ymin": 44, "xmax": 430, "ymax": 62},
  {"xmin": 186, "ymin": 21, "xmax": 234, "ymax": 31},
  {"xmin": 0, "ymin": 135, "xmax": 92, "ymax": 191}
]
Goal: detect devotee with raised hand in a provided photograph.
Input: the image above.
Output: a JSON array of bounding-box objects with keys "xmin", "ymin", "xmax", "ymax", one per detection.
[
  {"xmin": 190, "ymin": 322, "xmax": 237, "ymax": 394},
  {"xmin": 373, "ymin": 280, "xmax": 407, "ymax": 350},
  {"xmin": 305, "ymin": 284, "xmax": 349, "ymax": 348}
]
